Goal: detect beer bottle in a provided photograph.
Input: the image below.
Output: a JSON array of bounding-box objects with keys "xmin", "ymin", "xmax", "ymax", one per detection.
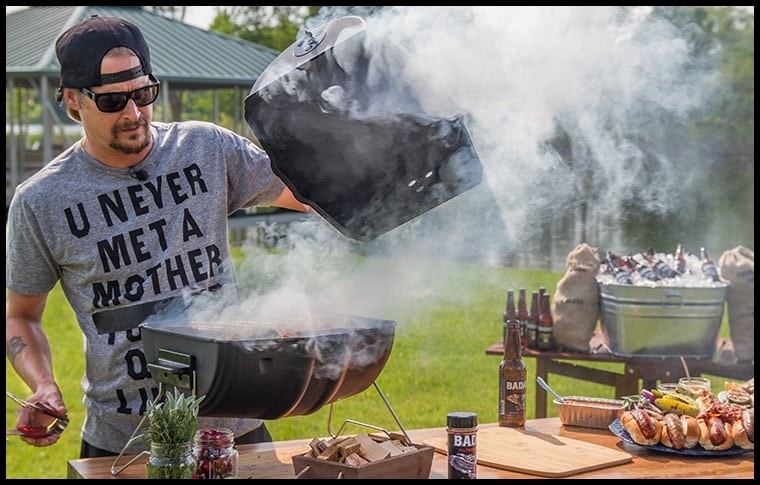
[
  {"xmin": 700, "ymin": 247, "xmax": 721, "ymax": 282},
  {"xmin": 644, "ymin": 247, "xmax": 678, "ymax": 279},
  {"xmin": 516, "ymin": 288, "xmax": 529, "ymax": 350},
  {"xmin": 502, "ymin": 289, "xmax": 516, "ymax": 348},
  {"xmin": 626, "ymin": 253, "xmax": 660, "ymax": 282},
  {"xmin": 606, "ymin": 251, "xmax": 633, "ymax": 285},
  {"xmin": 526, "ymin": 291, "xmax": 539, "ymax": 349},
  {"xmin": 675, "ymin": 243, "xmax": 688, "ymax": 275},
  {"xmin": 499, "ymin": 307, "xmax": 526, "ymax": 428},
  {"xmin": 537, "ymin": 292, "xmax": 554, "ymax": 351}
]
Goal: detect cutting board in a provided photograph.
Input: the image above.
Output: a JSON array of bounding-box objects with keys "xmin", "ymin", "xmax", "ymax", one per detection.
[{"xmin": 423, "ymin": 427, "xmax": 632, "ymax": 477}]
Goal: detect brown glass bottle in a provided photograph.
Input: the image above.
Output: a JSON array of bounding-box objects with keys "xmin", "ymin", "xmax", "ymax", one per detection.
[
  {"xmin": 700, "ymin": 247, "xmax": 721, "ymax": 282},
  {"xmin": 675, "ymin": 243, "xmax": 688, "ymax": 275},
  {"xmin": 536, "ymin": 293, "xmax": 554, "ymax": 351},
  {"xmin": 605, "ymin": 251, "xmax": 633, "ymax": 285},
  {"xmin": 501, "ymin": 289, "xmax": 516, "ymax": 348},
  {"xmin": 499, "ymin": 311, "xmax": 526, "ymax": 428},
  {"xmin": 644, "ymin": 247, "xmax": 678, "ymax": 279},
  {"xmin": 516, "ymin": 288, "xmax": 528, "ymax": 350},
  {"xmin": 626, "ymin": 253, "xmax": 660, "ymax": 282},
  {"xmin": 526, "ymin": 291, "xmax": 539, "ymax": 349}
]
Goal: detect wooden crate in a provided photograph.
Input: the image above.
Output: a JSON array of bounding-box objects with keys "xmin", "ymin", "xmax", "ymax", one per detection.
[{"xmin": 292, "ymin": 443, "xmax": 434, "ymax": 479}]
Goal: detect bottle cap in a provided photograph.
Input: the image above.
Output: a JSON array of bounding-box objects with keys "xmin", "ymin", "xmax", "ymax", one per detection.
[{"xmin": 447, "ymin": 411, "xmax": 478, "ymax": 429}]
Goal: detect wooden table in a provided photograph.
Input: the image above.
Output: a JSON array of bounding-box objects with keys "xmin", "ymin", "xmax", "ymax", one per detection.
[
  {"xmin": 485, "ymin": 340, "xmax": 754, "ymax": 418},
  {"xmin": 67, "ymin": 418, "xmax": 753, "ymax": 479}
]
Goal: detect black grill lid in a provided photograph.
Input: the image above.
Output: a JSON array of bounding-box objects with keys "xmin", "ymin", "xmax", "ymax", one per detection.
[{"xmin": 244, "ymin": 16, "xmax": 483, "ymax": 241}]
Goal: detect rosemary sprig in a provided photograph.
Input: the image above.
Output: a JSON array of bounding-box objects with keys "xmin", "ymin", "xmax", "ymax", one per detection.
[{"xmin": 144, "ymin": 389, "xmax": 205, "ymax": 445}]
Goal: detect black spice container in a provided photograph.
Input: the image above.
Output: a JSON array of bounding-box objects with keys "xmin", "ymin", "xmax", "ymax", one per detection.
[{"xmin": 446, "ymin": 412, "xmax": 478, "ymax": 479}]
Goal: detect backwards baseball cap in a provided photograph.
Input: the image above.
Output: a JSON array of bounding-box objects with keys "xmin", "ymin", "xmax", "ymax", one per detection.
[{"xmin": 55, "ymin": 15, "xmax": 152, "ymax": 88}]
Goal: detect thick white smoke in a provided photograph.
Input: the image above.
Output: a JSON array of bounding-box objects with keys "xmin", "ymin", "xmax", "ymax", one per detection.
[{"xmin": 192, "ymin": 7, "xmax": 723, "ymax": 326}]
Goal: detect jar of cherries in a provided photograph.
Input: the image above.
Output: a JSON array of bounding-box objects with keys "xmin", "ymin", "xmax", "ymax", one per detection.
[{"xmin": 191, "ymin": 428, "xmax": 238, "ymax": 479}]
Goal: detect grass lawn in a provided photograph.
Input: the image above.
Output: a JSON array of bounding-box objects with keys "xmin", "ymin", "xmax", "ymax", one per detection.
[{"xmin": 5, "ymin": 247, "xmax": 734, "ymax": 478}]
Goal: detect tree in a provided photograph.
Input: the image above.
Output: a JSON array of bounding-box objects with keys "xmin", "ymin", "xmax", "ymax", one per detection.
[{"xmin": 209, "ymin": 6, "xmax": 322, "ymax": 51}]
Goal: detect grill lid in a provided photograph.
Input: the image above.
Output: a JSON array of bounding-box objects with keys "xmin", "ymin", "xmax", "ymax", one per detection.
[{"xmin": 244, "ymin": 15, "xmax": 483, "ymax": 241}]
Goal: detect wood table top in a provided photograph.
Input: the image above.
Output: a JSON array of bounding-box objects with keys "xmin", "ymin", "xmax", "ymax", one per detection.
[{"xmin": 67, "ymin": 418, "xmax": 753, "ymax": 479}]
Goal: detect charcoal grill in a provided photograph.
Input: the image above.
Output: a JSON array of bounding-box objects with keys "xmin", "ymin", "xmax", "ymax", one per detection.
[{"xmin": 140, "ymin": 314, "xmax": 396, "ymax": 419}]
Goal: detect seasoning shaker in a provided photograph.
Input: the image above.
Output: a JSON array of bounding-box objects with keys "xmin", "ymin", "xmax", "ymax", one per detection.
[{"xmin": 446, "ymin": 412, "xmax": 478, "ymax": 479}]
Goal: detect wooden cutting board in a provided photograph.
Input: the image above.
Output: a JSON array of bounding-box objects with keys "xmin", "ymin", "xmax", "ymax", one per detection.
[{"xmin": 423, "ymin": 427, "xmax": 632, "ymax": 477}]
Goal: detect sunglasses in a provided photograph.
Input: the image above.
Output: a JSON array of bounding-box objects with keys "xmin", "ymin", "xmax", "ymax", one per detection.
[{"xmin": 80, "ymin": 74, "xmax": 160, "ymax": 113}]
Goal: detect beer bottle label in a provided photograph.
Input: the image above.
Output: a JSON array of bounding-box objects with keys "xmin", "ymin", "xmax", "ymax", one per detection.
[{"xmin": 499, "ymin": 378, "xmax": 526, "ymax": 422}]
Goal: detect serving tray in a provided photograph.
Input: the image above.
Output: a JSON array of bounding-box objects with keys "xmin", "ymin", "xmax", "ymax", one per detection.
[{"xmin": 608, "ymin": 418, "xmax": 752, "ymax": 456}]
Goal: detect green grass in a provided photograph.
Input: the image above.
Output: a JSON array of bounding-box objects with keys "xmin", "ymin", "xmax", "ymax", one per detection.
[{"xmin": 5, "ymin": 248, "xmax": 733, "ymax": 478}]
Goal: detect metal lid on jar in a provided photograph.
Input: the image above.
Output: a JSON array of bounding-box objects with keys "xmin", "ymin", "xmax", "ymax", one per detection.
[{"xmin": 447, "ymin": 411, "xmax": 478, "ymax": 429}]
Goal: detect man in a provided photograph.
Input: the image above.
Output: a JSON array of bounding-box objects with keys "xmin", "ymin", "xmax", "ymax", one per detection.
[{"xmin": 6, "ymin": 15, "xmax": 311, "ymax": 458}]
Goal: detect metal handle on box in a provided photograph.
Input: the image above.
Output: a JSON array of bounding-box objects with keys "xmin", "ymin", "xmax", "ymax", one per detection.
[{"xmin": 662, "ymin": 290, "xmax": 683, "ymax": 308}]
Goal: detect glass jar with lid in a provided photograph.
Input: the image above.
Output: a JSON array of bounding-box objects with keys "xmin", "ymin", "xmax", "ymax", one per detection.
[{"xmin": 191, "ymin": 428, "xmax": 239, "ymax": 479}]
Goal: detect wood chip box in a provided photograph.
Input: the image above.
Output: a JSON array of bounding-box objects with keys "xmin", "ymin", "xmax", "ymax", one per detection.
[{"xmin": 292, "ymin": 432, "xmax": 434, "ymax": 479}]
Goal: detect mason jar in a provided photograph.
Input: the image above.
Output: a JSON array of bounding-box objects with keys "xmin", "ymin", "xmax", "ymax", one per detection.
[
  {"xmin": 146, "ymin": 441, "xmax": 195, "ymax": 479},
  {"xmin": 192, "ymin": 428, "xmax": 238, "ymax": 479}
]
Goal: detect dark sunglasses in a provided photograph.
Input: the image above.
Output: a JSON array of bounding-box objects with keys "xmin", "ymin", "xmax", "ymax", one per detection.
[{"xmin": 79, "ymin": 74, "xmax": 160, "ymax": 113}]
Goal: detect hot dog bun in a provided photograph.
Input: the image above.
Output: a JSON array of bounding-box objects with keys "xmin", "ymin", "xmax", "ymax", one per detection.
[
  {"xmin": 680, "ymin": 414, "xmax": 700, "ymax": 449},
  {"xmin": 621, "ymin": 409, "xmax": 661, "ymax": 446},
  {"xmin": 697, "ymin": 416, "xmax": 734, "ymax": 451},
  {"xmin": 732, "ymin": 409, "xmax": 754, "ymax": 450}
]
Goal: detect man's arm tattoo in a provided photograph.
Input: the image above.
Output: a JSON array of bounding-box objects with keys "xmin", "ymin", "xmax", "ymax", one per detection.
[{"xmin": 6, "ymin": 335, "xmax": 27, "ymax": 363}]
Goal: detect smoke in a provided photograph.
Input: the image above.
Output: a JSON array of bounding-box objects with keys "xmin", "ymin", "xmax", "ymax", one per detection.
[
  {"xmin": 139, "ymin": 8, "xmax": 732, "ymax": 411},
  {"xmin": 293, "ymin": 7, "xmax": 717, "ymax": 259},
  {"xmin": 174, "ymin": 7, "xmax": 721, "ymax": 336},
  {"xmin": 239, "ymin": 6, "xmax": 722, "ymax": 313}
]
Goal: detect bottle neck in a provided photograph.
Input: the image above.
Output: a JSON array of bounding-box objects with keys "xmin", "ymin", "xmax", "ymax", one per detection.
[
  {"xmin": 504, "ymin": 321, "xmax": 522, "ymax": 358},
  {"xmin": 539, "ymin": 295, "xmax": 552, "ymax": 325}
]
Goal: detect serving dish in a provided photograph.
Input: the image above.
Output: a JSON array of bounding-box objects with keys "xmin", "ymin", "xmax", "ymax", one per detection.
[
  {"xmin": 608, "ymin": 418, "xmax": 751, "ymax": 456},
  {"xmin": 554, "ymin": 396, "xmax": 625, "ymax": 429}
]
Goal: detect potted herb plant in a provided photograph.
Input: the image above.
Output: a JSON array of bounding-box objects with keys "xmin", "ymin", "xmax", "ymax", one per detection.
[{"xmin": 143, "ymin": 389, "xmax": 205, "ymax": 479}]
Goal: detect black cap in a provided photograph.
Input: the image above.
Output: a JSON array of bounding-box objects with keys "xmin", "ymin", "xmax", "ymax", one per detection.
[
  {"xmin": 55, "ymin": 15, "xmax": 152, "ymax": 88},
  {"xmin": 447, "ymin": 411, "xmax": 478, "ymax": 429}
]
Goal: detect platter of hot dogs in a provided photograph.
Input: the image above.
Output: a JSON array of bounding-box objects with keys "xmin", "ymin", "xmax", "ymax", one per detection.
[
  {"xmin": 608, "ymin": 418, "xmax": 750, "ymax": 456},
  {"xmin": 611, "ymin": 378, "xmax": 754, "ymax": 455}
]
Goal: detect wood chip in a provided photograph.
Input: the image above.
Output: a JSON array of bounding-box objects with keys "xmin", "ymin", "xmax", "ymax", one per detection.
[
  {"xmin": 343, "ymin": 453, "xmax": 370, "ymax": 467},
  {"xmin": 388, "ymin": 432, "xmax": 410, "ymax": 445},
  {"xmin": 309, "ymin": 437, "xmax": 328, "ymax": 455},
  {"xmin": 356, "ymin": 433, "xmax": 391, "ymax": 462},
  {"xmin": 337, "ymin": 436, "xmax": 362, "ymax": 457},
  {"xmin": 305, "ymin": 432, "xmax": 419, "ymax": 466},
  {"xmin": 316, "ymin": 444, "xmax": 342, "ymax": 461},
  {"xmin": 378, "ymin": 440, "xmax": 405, "ymax": 456}
]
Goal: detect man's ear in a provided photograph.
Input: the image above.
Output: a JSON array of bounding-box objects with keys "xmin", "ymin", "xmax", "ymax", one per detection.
[{"xmin": 62, "ymin": 87, "xmax": 82, "ymax": 110}]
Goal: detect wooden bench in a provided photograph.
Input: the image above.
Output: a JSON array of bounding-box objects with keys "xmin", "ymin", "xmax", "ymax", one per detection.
[{"xmin": 485, "ymin": 336, "xmax": 753, "ymax": 418}]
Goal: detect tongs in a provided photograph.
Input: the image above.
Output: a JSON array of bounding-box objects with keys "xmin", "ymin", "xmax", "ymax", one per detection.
[{"xmin": 6, "ymin": 390, "xmax": 69, "ymax": 438}]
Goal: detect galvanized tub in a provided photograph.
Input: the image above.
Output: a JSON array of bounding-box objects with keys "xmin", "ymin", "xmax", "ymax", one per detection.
[{"xmin": 598, "ymin": 283, "xmax": 728, "ymax": 357}]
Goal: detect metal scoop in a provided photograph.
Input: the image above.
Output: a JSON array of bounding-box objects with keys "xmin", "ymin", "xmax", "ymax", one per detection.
[{"xmin": 536, "ymin": 376, "xmax": 565, "ymax": 403}]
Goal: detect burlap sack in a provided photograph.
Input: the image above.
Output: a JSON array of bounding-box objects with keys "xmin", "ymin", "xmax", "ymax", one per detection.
[
  {"xmin": 718, "ymin": 246, "xmax": 754, "ymax": 362},
  {"xmin": 551, "ymin": 243, "xmax": 601, "ymax": 352}
]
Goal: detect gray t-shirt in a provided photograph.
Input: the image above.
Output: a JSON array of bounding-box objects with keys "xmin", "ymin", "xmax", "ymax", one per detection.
[{"xmin": 6, "ymin": 121, "xmax": 286, "ymax": 453}]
